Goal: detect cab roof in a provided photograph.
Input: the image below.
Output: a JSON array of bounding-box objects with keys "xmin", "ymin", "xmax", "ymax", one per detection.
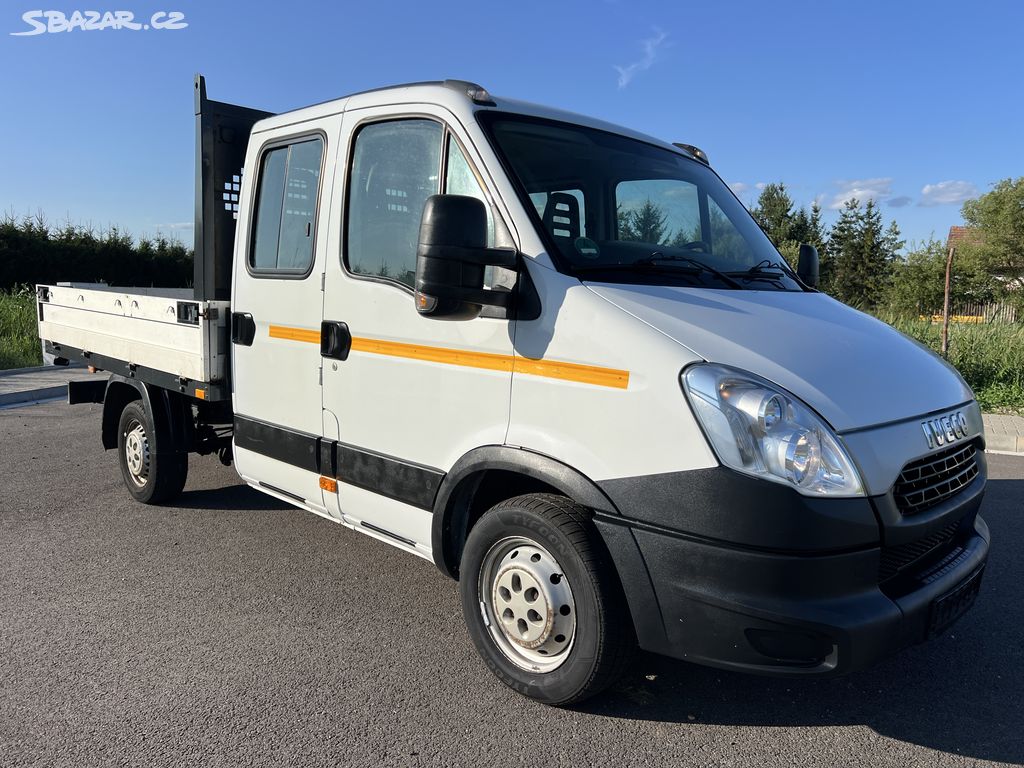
[{"xmin": 250, "ymin": 80, "xmax": 698, "ymax": 162}]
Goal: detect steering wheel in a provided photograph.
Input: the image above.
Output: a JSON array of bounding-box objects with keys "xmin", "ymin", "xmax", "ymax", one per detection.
[{"xmin": 675, "ymin": 240, "xmax": 710, "ymax": 253}]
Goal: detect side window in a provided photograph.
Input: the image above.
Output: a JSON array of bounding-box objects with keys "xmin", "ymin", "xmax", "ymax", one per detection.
[
  {"xmin": 347, "ymin": 120, "xmax": 443, "ymax": 287},
  {"xmin": 707, "ymin": 196, "xmax": 758, "ymax": 266},
  {"xmin": 444, "ymin": 135, "xmax": 495, "ymax": 246},
  {"xmin": 250, "ymin": 137, "xmax": 323, "ymax": 273},
  {"xmin": 616, "ymin": 179, "xmax": 700, "ymax": 246}
]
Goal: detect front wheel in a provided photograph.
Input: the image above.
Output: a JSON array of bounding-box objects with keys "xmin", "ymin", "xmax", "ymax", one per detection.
[
  {"xmin": 459, "ymin": 494, "xmax": 634, "ymax": 705},
  {"xmin": 116, "ymin": 400, "xmax": 188, "ymax": 504}
]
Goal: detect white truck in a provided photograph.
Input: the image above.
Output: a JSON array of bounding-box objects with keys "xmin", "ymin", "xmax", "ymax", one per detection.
[{"xmin": 37, "ymin": 76, "xmax": 989, "ymax": 705}]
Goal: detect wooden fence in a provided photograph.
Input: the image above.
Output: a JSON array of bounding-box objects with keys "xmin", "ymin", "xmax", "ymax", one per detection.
[{"xmin": 926, "ymin": 302, "xmax": 1019, "ymax": 324}]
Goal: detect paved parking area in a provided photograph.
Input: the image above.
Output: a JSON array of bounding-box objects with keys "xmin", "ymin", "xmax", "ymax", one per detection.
[{"xmin": 2, "ymin": 401, "xmax": 1022, "ymax": 767}]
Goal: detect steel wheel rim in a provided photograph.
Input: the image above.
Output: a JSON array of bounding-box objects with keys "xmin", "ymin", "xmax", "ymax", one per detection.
[
  {"xmin": 123, "ymin": 418, "xmax": 150, "ymax": 488},
  {"xmin": 478, "ymin": 536, "xmax": 577, "ymax": 673}
]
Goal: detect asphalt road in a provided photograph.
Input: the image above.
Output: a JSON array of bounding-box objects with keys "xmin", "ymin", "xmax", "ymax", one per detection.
[{"xmin": 2, "ymin": 401, "xmax": 1022, "ymax": 768}]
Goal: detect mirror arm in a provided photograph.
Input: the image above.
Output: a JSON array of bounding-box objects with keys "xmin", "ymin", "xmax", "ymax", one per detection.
[{"xmin": 416, "ymin": 281, "xmax": 512, "ymax": 309}]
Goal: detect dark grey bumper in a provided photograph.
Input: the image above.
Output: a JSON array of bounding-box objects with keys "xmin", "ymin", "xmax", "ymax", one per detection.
[{"xmin": 595, "ymin": 463, "xmax": 989, "ymax": 676}]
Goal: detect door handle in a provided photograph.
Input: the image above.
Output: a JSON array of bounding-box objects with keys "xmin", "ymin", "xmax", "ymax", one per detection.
[
  {"xmin": 231, "ymin": 312, "xmax": 256, "ymax": 346},
  {"xmin": 320, "ymin": 321, "xmax": 352, "ymax": 361}
]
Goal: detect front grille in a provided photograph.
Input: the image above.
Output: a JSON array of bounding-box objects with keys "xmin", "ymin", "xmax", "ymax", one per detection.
[
  {"xmin": 894, "ymin": 441, "xmax": 979, "ymax": 515},
  {"xmin": 879, "ymin": 521, "xmax": 961, "ymax": 582}
]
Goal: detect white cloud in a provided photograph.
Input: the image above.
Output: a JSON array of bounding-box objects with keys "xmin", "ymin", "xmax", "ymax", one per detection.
[
  {"xmin": 728, "ymin": 182, "xmax": 750, "ymax": 197},
  {"xmin": 615, "ymin": 28, "xmax": 668, "ymax": 89},
  {"xmin": 156, "ymin": 221, "xmax": 193, "ymax": 231},
  {"xmin": 918, "ymin": 180, "xmax": 978, "ymax": 207},
  {"xmin": 755, "ymin": 182, "xmax": 767, "ymax": 191},
  {"xmin": 828, "ymin": 177, "xmax": 893, "ymax": 209},
  {"xmin": 663, "ymin": 185, "xmax": 697, "ymax": 200}
]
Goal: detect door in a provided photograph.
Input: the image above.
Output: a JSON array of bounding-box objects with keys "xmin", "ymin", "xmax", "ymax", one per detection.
[
  {"xmin": 231, "ymin": 124, "xmax": 335, "ymax": 514},
  {"xmin": 320, "ymin": 107, "xmax": 516, "ymax": 552}
]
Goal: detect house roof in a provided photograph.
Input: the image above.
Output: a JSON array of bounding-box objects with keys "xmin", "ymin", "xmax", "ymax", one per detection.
[{"xmin": 947, "ymin": 225, "xmax": 983, "ymax": 250}]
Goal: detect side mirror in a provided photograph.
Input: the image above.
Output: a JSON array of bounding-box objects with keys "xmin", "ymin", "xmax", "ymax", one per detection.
[
  {"xmin": 415, "ymin": 195, "xmax": 518, "ymax": 319},
  {"xmin": 797, "ymin": 243, "xmax": 819, "ymax": 289}
]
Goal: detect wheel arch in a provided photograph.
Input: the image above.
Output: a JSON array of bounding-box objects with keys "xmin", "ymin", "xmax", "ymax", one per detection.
[
  {"xmin": 430, "ymin": 446, "xmax": 620, "ymax": 579},
  {"xmin": 101, "ymin": 375, "xmax": 193, "ymax": 454}
]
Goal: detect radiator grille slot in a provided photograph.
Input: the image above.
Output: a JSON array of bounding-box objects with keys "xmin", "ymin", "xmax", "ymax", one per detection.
[
  {"xmin": 879, "ymin": 521, "xmax": 961, "ymax": 582},
  {"xmin": 894, "ymin": 442, "xmax": 978, "ymax": 516}
]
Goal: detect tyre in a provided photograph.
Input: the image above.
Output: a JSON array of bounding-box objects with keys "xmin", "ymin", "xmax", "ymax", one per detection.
[
  {"xmin": 116, "ymin": 400, "xmax": 188, "ymax": 504},
  {"xmin": 459, "ymin": 493, "xmax": 634, "ymax": 705}
]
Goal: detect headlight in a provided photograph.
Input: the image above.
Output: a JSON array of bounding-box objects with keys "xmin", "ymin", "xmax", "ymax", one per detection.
[{"xmin": 682, "ymin": 364, "xmax": 863, "ymax": 497}]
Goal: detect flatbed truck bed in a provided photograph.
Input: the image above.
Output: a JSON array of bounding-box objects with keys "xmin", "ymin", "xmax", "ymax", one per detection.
[{"xmin": 37, "ymin": 283, "xmax": 231, "ymax": 400}]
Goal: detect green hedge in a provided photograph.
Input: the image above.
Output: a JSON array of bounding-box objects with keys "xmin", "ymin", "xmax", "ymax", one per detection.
[{"xmin": 0, "ymin": 216, "xmax": 192, "ymax": 290}]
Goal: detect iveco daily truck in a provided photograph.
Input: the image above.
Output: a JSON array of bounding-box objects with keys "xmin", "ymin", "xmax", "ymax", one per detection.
[{"xmin": 36, "ymin": 76, "xmax": 989, "ymax": 704}]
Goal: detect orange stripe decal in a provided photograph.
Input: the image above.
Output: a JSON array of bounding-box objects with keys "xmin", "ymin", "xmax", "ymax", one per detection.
[
  {"xmin": 269, "ymin": 324, "xmax": 321, "ymax": 344},
  {"xmin": 350, "ymin": 336, "xmax": 629, "ymax": 389},
  {"xmin": 513, "ymin": 357, "xmax": 630, "ymax": 389},
  {"xmin": 265, "ymin": 325, "xmax": 629, "ymax": 389},
  {"xmin": 349, "ymin": 337, "xmax": 515, "ymax": 374}
]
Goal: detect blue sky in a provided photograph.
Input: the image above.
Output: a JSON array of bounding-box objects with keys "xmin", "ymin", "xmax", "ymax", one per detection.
[{"xmin": 1, "ymin": 0, "xmax": 1021, "ymax": 251}]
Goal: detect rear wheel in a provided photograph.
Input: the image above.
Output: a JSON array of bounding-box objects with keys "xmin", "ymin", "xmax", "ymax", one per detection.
[
  {"xmin": 459, "ymin": 493, "xmax": 634, "ymax": 705},
  {"xmin": 116, "ymin": 400, "xmax": 188, "ymax": 504}
]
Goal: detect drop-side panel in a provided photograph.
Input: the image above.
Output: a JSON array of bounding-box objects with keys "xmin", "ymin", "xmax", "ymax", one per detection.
[{"xmin": 36, "ymin": 284, "xmax": 229, "ymax": 384}]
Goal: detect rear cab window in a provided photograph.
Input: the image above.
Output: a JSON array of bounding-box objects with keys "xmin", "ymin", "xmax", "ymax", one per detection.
[{"xmin": 249, "ymin": 137, "xmax": 324, "ymax": 275}]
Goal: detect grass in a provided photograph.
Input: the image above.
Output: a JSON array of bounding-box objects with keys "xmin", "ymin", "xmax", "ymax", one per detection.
[
  {"xmin": 879, "ymin": 314, "xmax": 1024, "ymax": 413},
  {"xmin": 0, "ymin": 287, "xmax": 43, "ymax": 369}
]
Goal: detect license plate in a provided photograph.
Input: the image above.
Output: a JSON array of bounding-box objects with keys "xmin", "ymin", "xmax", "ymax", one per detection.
[{"xmin": 929, "ymin": 567, "xmax": 984, "ymax": 637}]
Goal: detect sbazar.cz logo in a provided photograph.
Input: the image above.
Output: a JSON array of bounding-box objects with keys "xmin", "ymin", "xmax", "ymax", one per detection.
[{"xmin": 11, "ymin": 9, "xmax": 187, "ymax": 35}]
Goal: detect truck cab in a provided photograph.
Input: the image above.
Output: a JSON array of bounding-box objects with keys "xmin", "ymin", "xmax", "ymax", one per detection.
[{"xmin": 38, "ymin": 77, "xmax": 989, "ymax": 705}]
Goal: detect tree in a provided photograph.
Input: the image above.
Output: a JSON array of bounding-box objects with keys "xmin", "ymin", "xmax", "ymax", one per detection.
[
  {"xmin": 808, "ymin": 202, "xmax": 827, "ymax": 254},
  {"xmin": 749, "ymin": 184, "xmax": 827, "ymax": 269},
  {"xmin": 823, "ymin": 198, "xmax": 860, "ymax": 296},
  {"xmin": 824, "ymin": 198, "xmax": 903, "ymax": 309},
  {"xmin": 619, "ymin": 199, "xmax": 669, "ymax": 244},
  {"xmin": 886, "ymin": 238, "xmax": 947, "ymax": 315},
  {"xmin": 886, "ymin": 237, "xmax": 994, "ymax": 316},
  {"xmin": 750, "ymin": 183, "xmax": 794, "ymax": 246},
  {"xmin": 959, "ymin": 177, "xmax": 1024, "ymax": 306}
]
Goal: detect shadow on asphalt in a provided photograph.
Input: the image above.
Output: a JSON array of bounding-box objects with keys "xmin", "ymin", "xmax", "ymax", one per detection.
[
  {"xmin": 172, "ymin": 482, "xmax": 293, "ymax": 511},
  {"xmin": 580, "ymin": 478, "xmax": 1024, "ymax": 765}
]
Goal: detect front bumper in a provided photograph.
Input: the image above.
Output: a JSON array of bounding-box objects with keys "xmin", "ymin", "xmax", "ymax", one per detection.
[{"xmin": 595, "ymin": 461, "xmax": 989, "ymax": 676}]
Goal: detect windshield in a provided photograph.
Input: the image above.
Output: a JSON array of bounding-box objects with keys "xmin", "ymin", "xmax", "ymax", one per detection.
[{"xmin": 481, "ymin": 113, "xmax": 803, "ymax": 291}]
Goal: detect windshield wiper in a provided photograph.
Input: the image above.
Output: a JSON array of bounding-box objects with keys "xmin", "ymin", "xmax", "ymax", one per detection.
[
  {"xmin": 637, "ymin": 253, "xmax": 745, "ymax": 289},
  {"xmin": 573, "ymin": 253, "xmax": 744, "ymax": 289},
  {"xmin": 724, "ymin": 260, "xmax": 798, "ymax": 287}
]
